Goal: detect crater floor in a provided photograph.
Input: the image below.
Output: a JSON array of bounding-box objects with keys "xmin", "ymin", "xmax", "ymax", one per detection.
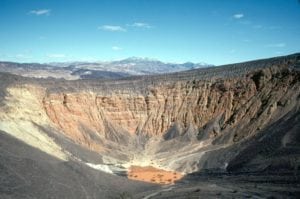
[{"xmin": 128, "ymin": 166, "xmax": 183, "ymax": 185}]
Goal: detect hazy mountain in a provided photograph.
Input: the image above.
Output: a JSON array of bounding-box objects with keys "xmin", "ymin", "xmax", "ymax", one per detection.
[{"xmin": 0, "ymin": 58, "xmax": 212, "ymax": 80}]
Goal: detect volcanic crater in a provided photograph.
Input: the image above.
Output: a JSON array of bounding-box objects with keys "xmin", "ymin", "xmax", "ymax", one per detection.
[{"xmin": 0, "ymin": 54, "xmax": 300, "ymax": 198}]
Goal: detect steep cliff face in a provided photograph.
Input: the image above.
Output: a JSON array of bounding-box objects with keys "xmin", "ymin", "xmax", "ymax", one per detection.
[
  {"xmin": 42, "ymin": 64, "xmax": 299, "ymax": 143},
  {"xmin": 1, "ymin": 54, "xmax": 299, "ymax": 174},
  {"xmin": 42, "ymin": 79, "xmax": 253, "ymax": 140}
]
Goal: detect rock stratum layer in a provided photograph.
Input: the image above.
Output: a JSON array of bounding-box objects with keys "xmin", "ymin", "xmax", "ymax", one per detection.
[
  {"xmin": 40, "ymin": 54, "xmax": 300, "ymax": 171},
  {"xmin": 0, "ymin": 54, "xmax": 300, "ymax": 198}
]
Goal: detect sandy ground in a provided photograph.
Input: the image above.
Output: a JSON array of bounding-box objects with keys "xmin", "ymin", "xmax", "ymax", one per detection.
[{"xmin": 128, "ymin": 166, "xmax": 183, "ymax": 185}]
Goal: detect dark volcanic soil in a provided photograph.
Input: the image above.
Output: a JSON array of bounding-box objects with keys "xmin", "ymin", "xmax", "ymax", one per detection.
[{"xmin": 0, "ymin": 131, "xmax": 158, "ymax": 199}]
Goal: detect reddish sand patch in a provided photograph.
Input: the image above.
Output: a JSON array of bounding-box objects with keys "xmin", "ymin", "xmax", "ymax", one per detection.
[{"xmin": 128, "ymin": 166, "xmax": 183, "ymax": 185}]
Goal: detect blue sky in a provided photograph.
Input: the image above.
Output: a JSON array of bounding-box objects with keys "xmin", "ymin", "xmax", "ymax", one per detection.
[{"xmin": 0, "ymin": 0, "xmax": 300, "ymax": 65}]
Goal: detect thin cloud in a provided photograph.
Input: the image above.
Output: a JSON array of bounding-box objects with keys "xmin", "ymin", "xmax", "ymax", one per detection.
[
  {"xmin": 233, "ymin": 13, "xmax": 244, "ymax": 19},
  {"xmin": 29, "ymin": 9, "xmax": 51, "ymax": 16},
  {"xmin": 130, "ymin": 22, "xmax": 152, "ymax": 29},
  {"xmin": 112, "ymin": 46, "xmax": 123, "ymax": 51},
  {"xmin": 46, "ymin": 54, "xmax": 66, "ymax": 58},
  {"xmin": 265, "ymin": 43, "xmax": 286, "ymax": 48},
  {"xmin": 98, "ymin": 25, "xmax": 126, "ymax": 32},
  {"xmin": 252, "ymin": 25, "xmax": 281, "ymax": 30}
]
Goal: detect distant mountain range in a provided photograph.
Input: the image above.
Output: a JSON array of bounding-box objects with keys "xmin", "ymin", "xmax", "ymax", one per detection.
[{"xmin": 0, "ymin": 57, "xmax": 212, "ymax": 80}]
